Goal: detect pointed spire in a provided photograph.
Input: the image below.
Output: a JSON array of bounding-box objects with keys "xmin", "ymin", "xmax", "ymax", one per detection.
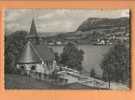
[
  {"xmin": 27, "ymin": 18, "xmax": 40, "ymax": 44},
  {"xmin": 29, "ymin": 18, "xmax": 38, "ymax": 37},
  {"xmin": 17, "ymin": 41, "xmax": 41, "ymax": 64}
]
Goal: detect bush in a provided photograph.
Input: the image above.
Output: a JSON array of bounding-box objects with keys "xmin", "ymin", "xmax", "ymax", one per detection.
[
  {"xmin": 101, "ymin": 43, "xmax": 130, "ymax": 84},
  {"xmin": 5, "ymin": 31, "xmax": 28, "ymax": 74},
  {"xmin": 60, "ymin": 42, "xmax": 84, "ymax": 71}
]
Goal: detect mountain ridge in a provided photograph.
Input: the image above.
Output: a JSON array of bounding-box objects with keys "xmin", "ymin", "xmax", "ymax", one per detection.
[
  {"xmin": 77, "ymin": 17, "xmax": 129, "ymax": 31},
  {"xmin": 43, "ymin": 17, "xmax": 129, "ymax": 45}
]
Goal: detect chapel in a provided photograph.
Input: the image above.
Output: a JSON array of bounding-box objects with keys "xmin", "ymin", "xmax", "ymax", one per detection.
[{"xmin": 16, "ymin": 19, "xmax": 56, "ymax": 76}]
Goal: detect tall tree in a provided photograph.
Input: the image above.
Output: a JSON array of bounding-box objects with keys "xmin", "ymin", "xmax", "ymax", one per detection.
[
  {"xmin": 60, "ymin": 42, "xmax": 84, "ymax": 71},
  {"xmin": 5, "ymin": 31, "xmax": 28, "ymax": 73},
  {"xmin": 100, "ymin": 43, "xmax": 130, "ymax": 85}
]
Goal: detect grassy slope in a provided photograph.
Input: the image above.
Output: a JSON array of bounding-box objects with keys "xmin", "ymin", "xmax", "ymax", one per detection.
[
  {"xmin": 5, "ymin": 74, "xmax": 56, "ymax": 89},
  {"xmin": 5, "ymin": 74, "xmax": 128, "ymax": 90},
  {"xmin": 5, "ymin": 74, "xmax": 94, "ymax": 89}
]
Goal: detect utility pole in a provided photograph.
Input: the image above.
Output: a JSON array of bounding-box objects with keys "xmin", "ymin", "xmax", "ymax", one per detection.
[
  {"xmin": 108, "ymin": 72, "xmax": 111, "ymax": 89},
  {"xmin": 107, "ymin": 65, "xmax": 111, "ymax": 89}
]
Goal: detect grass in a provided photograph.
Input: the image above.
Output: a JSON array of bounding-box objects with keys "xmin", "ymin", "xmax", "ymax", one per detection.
[
  {"xmin": 5, "ymin": 74, "xmax": 110, "ymax": 90},
  {"xmin": 5, "ymin": 74, "xmax": 59, "ymax": 89}
]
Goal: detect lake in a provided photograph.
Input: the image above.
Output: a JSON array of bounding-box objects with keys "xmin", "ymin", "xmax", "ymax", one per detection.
[{"xmin": 50, "ymin": 45, "xmax": 111, "ymax": 77}]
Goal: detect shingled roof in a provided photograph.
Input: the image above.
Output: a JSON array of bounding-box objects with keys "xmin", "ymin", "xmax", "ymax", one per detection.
[
  {"xmin": 17, "ymin": 41, "xmax": 55, "ymax": 64},
  {"xmin": 34, "ymin": 45, "xmax": 55, "ymax": 62},
  {"xmin": 17, "ymin": 41, "xmax": 41, "ymax": 64}
]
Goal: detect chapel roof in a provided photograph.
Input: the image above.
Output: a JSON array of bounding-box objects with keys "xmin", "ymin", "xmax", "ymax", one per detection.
[
  {"xmin": 17, "ymin": 41, "xmax": 55, "ymax": 64},
  {"xmin": 17, "ymin": 41, "xmax": 41, "ymax": 64},
  {"xmin": 34, "ymin": 45, "xmax": 55, "ymax": 62}
]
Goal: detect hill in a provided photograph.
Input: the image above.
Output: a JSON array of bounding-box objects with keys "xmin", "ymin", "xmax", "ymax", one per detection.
[
  {"xmin": 45, "ymin": 17, "xmax": 130, "ymax": 45},
  {"xmin": 77, "ymin": 17, "xmax": 129, "ymax": 31}
]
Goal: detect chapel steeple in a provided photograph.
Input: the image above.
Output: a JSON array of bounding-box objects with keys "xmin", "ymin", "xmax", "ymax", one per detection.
[{"xmin": 27, "ymin": 18, "xmax": 40, "ymax": 45}]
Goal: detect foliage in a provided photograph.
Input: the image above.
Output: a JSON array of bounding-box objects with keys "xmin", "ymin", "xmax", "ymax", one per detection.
[
  {"xmin": 5, "ymin": 31, "xmax": 28, "ymax": 73},
  {"xmin": 54, "ymin": 52, "xmax": 61, "ymax": 65},
  {"xmin": 100, "ymin": 43, "xmax": 130, "ymax": 83},
  {"xmin": 90, "ymin": 68, "xmax": 96, "ymax": 78},
  {"xmin": 60, "ymin": 42, "xmax": 84, "ymax": 71}
]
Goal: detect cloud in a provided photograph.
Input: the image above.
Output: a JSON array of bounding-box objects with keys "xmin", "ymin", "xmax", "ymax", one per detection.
[
  {"xmin": 5, "ymin": 9, "xmax": 29, "ymax": 22},
  {"xmin": 38, "ymin": 13, "xmax": 54, "ymax": 19},
  {"xmin": 38, "ymin": 20, "xmax": 74, "ymax": 32}
]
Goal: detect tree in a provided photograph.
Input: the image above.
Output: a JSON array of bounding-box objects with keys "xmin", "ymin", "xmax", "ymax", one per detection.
[
  {"xmin": 54, "ymin": 52, "xmax": 60, "ymax": 65},
  {"xmin": 5, "ymin": 31, "xmax": 28, "ymax": 73},
  {"xmin": 90, "ymin": 68, "xmax": 96, "ymax": 78},
  {"xmin": 100, "ymin": 43, "xmax": 130, "ymax": 85},
  {"xmin": 60, "ymin": 42, "xmax": 84, "ymax": 71}
]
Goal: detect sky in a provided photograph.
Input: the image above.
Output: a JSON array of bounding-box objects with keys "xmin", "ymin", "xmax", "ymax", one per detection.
[{"xmin": 5, "ymin": 9, "xmax": 129, "ymax": 35}]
